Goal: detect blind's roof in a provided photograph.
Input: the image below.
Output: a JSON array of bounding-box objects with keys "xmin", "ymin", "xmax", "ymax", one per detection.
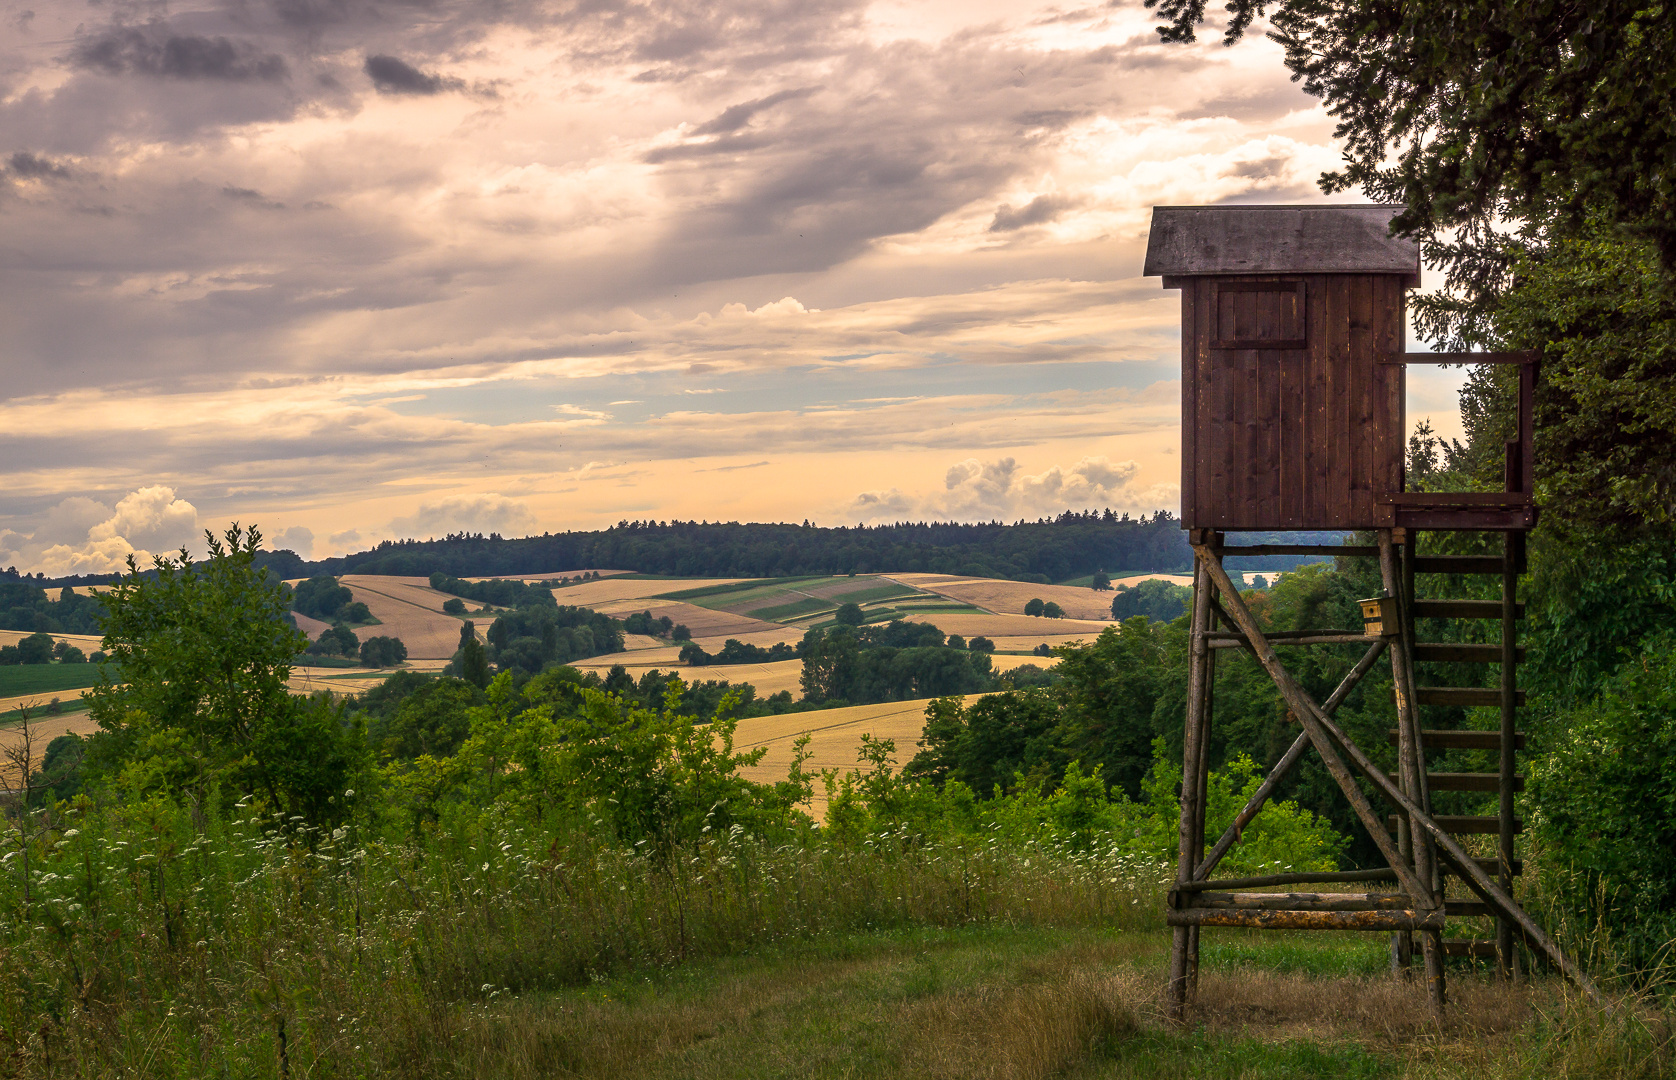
[{"xmin": 1143, "ymin": 205, "xmax": 1420, "ymax": 277}]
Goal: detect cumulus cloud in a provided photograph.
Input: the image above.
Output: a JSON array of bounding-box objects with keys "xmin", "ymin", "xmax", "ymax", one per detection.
[
  {"xmin": 271, "ymin": 525, "xmax": 315, "ymax": 558},
  {"xmin": 851, "ymin": 455, "xmax": 1175, "ymax": 523},
  {"xmin": 388, "ymin": 495, "xmax": 538, "ymax": 539},
  {"xmin": 0, "ymin": 487, "xmax": 199, "ymax": 575},
  {"xmin": 0, "ymin": 0, "xmax": 1349, "ymax": 546}
]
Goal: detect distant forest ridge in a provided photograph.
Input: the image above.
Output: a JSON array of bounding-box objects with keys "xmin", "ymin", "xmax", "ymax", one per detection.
[{"xmin": 33, "ymin": 512, "xmax": 1346, "ymax": 588}]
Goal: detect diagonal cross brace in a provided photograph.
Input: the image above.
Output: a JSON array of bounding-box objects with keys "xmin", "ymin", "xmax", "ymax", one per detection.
[
  {"xmin": 1193, "ymin": 638, "xmax": 1388, "ymax": 882},
  {"xmin": 1194, "ymin": 546, "xmax": 1605, "ymax": 1004},
  {"xmin": 1189, "ymin": 547, "xmax": 1433, "ymax": 905}
]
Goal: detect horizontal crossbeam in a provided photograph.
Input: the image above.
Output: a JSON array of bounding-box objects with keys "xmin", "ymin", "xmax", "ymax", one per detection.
[{"xmin": 1166, "ymin": 908, "xmax": 1444, "ymax": 931}]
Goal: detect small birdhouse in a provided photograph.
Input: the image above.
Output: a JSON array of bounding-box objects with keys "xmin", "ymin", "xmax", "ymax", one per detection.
[
  {"xmin": 1358, "ymin": 595, "xmax": 1400, "ymax": 637},
  {"xmin": 1144, "ymin": 205, "xmax": 1421, "ymax": 532}
]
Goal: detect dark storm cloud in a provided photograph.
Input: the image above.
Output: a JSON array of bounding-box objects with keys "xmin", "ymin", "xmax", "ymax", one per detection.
[
  {"xmin": 7, "ymin": 151, "xmax": 74, "ymax": 180},
  {"xmin": 989, "ymin": 194, "xmax": 1077, "ymax": 232},
  {"xmin": 72, "ymin": 27, "xmax": 290, "ymax": 82},
  {"xmin": 364, "ymin": 54, "xmax": 461, "ymax": 95}
]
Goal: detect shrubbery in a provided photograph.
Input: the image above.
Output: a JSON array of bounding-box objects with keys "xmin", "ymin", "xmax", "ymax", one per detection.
[{"xmin": 1529, "ymin": 633, "xmax": 1676, "ymax": 974}]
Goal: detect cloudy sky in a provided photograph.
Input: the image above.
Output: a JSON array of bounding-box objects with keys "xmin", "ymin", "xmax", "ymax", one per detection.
[{"xmin": 0, "ymin": 0, "xmax": 1465, "ymax": 574}]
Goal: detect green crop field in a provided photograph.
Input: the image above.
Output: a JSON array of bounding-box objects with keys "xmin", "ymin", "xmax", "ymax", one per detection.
[
  {"xmin": 654, "ymin": 577, "xmax": 827, "ymax": 603},
  {"xmin": 0, "ymin": 664, "xmax": 113, "ymax": 697},
  {"xmin": 820, "ymin": 582, "xmax": 922, "ymax": 604},
  {"xmin": 744, "ymin": 596, "xmax": 833, "ymax": 622}
]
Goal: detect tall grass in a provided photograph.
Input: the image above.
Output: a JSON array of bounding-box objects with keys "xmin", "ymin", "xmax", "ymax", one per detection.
[{"xmin": 0, "ymin": 794, "xmax": 1165, "ymax": 1077}]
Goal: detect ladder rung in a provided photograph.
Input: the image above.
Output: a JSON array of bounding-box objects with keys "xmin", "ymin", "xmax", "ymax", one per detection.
[
  {"xmin": 1415, "ymin": 687, "xmax": 1525, "ymax": 707},
  {"xmin": 1387, "ymin": 729, "xmax": 1526, "ymax": 751},
  {"xmin": 1413, "ymin": 643, "xmax": 1526, "ymax": 663},
  {"xmin": 1388, "ymin": 815, "xmax": 1520, "ymax": 835},
  {"xmin": 1443, "ymin": 857, "xmax": 1522, "ymax": 878},
  {"xmin": 1413, "ymin": 556, "xmax": 1505, "ymax": 575},
  {"xmin": 1443, "ymin": 939, "xmax": 1501, "ymax": 959},
  {"xmin": 1426, "ymin": 772, "xmax": 1523, "ymax": 793},
  {"xmin": 1445, "ymin": 900, "xmax": 1494, "ymax": 917},
  {"xmin": 1412, "ymin": 599, "xmax": 1524, "ymax": 620}
]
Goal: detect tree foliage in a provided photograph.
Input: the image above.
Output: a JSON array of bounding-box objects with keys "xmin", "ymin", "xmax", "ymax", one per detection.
[
  {"xmin": 1109, "ymin": 579, "xmax": 1191, "ymax": 623},
  {"xmin": 84, "ymin": 525, "xmax": 367, "ymax": 825},
  {"xmin": 1148, "ymin": 0, "xmax": 1676, "ymax": 270},
  {"xmin": 1528, "ymin": 634, "xmax": 1676, "ymax": 974}
]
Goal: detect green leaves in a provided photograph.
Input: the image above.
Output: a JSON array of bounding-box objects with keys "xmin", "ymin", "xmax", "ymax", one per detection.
[
  {"xmin": 1528, "ymin": 633, "xmax": 1676, "ymax": 975},
  {"xmin": 85, "ymin": 524, "xmax": 367, "ymax": 826}
]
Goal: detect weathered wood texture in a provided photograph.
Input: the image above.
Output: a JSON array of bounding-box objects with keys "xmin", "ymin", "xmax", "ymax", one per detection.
[
  {"xmin": 1145, "ymin": 205, "xmax": 1419, "ymax": 279},
  {"xmin": 1166, "ymin": 908, "xmax": 1444, "ymax": 931},
  {"xmin": 1178, "ymin": 273, "xmax": 1407, "ymax": 530}
]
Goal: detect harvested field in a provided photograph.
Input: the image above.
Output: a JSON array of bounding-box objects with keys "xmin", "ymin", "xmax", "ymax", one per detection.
[
  {"xmin": 543, "ymin": 576, "xmax": 754, "ymax": 606},
  {"xmin": 991, "ymin": 653, "xmax": 1061, "ymax": 672},
  {"xmin": 1112, "ymin": 572, "xmax": 1195, "ymax": 589},
  {"xmin": 886, "ymin": 574, "xmax": 1122, "ymax": 621},
  {"xmin": 291, "ymin": 611, "xmax": 332, "ymax": 640},
  {"xmin": 287, "ymin": 666, "xmax": 399, "ymax": 697},
  {"xmin": 733, "ymin": 696, "xmax": 982, "ymax": 818},
  {"xmin": 902, "ymin": 611, "xmax": 1112, "ymax": 639},
  {"xmin": 0, "ymin": 711, "xmax": 100, "ymax": 782},
  {"xmin": 461, "ymin": 568, "xmax": 627, "ymax": 583},
  {"xmin": 570, "ymin": 657, "xmax": 806, "ymax": 698},
  {"xmin": 335, "ymin": 576, "xmax": 473, "ymax": 659},
  {"xmin": 0, "ymin": 629, "xmax": 103, "ymax": 651},
  {"xmin": 984, "ymin": 633, "xmax": 1103, "ymax": 653},
  {"xmin": 585, "ymin": 599, "xmax": 783, "ymax": 639}
]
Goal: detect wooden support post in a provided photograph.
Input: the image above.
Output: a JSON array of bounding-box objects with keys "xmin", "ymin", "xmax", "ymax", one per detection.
[
  {"xmin": 1195, "ymin": 546, "xmax": 1605, "ymax": 1005},
  {"xmin": 1189, "ymin": 636, "xmax": 1216, "ymax": 1002},
  {"xmin": 1192, "ymin": 544, "xmax": 1432, "ymax": 904},
  {"xmin": 1397, "ymin": 531, "xmax": 1419, "ymax": 973},
  {"xmin": 1168, "ymin": 556, "xmax": 1214, "ymax": 1022},
  {"xmin": 1383, "ymin": 531, "xmax": 1444, "ymax": 1011},
  {"xmin": 1499, "ymin": 529, "xmax": 1522, "ymax": 980}
]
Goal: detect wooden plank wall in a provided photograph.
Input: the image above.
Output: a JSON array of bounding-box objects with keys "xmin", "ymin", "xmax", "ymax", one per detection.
[{"xmin": 1182, "ymin": 274, "xmax": 1404, "ymax": 530}]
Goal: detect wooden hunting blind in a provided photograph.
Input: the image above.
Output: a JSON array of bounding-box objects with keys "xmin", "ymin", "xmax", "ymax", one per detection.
[
  {"xmin": 1145, "ymin": 205, "xmax": 1417, "ymax": 531},
  {"xmin": 1142, "ymin": 205, "xmax": 1592, "ymax": 1021}
]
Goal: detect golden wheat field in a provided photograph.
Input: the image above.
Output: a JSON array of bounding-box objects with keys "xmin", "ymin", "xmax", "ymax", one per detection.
[
  {"xmin": 0, "ymin": 629, "xmax": 103, "ymax": 651},
  {"xmin": 570, "ymin": 656, "xmax": 807, "ymax": 697},
  {"xmin": 0, "ymin": 712, "xmax": 100, "ymax": 781},
  {"xmin": 731, "ymin": 695, "xmax": 984, "ymax": 817}
]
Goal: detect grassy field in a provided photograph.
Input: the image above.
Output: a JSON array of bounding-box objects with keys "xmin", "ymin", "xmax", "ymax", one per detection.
[
  {"xmin": 314, "ymin": 924, "xmax": 1665, "ymax": 1080},
  {"xmin": 0, "ymin": 664, "xmax": 111, "ymax": 697}
]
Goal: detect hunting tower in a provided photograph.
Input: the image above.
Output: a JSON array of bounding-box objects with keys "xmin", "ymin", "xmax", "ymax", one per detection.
[{"xmin": 1143, "ymin": 205, "xmax": 1591, "ymax": 1020}]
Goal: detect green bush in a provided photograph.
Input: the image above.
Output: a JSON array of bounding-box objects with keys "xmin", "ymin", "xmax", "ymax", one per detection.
[{"xmin": 1529, "ymin": 633, "xmax": 1676, "ymax": 975}]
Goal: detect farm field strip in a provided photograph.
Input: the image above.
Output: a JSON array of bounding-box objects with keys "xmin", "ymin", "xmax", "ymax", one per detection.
[
  {"xmin": 734, "ymin": 695, "xmax": 986, "ymax": 816},
  {"xmin": 558, "ymin": 577, "xmax": 757, "ymax": 606},
  {"xmin": 0, "ymin": 629, "xmax": 103, "ymax": 650},
  {"xmin": 571, "ymin": 657, "xmax": 807, "ymax": 697},
  {"xmin": 0, "ymin": 664, "xmax": 113, "ymax": 696},
  {"xmin": 901, "ymin": 612, "xmax": 1111, "ymax": 638},
  {"xmin": 885, "ymin": 574, "xmax": 1121, "ymax": 622},
  {"xmin": 0, "ymin": 711, "xmax": 100, "ymax": 778},
  {"xmin": 332, "ymin": 578, "xmax": 473, "ymax": 659},
  {"xmin": 459, "ymin": 569, "xmax": 628, "ymax": 583}
]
